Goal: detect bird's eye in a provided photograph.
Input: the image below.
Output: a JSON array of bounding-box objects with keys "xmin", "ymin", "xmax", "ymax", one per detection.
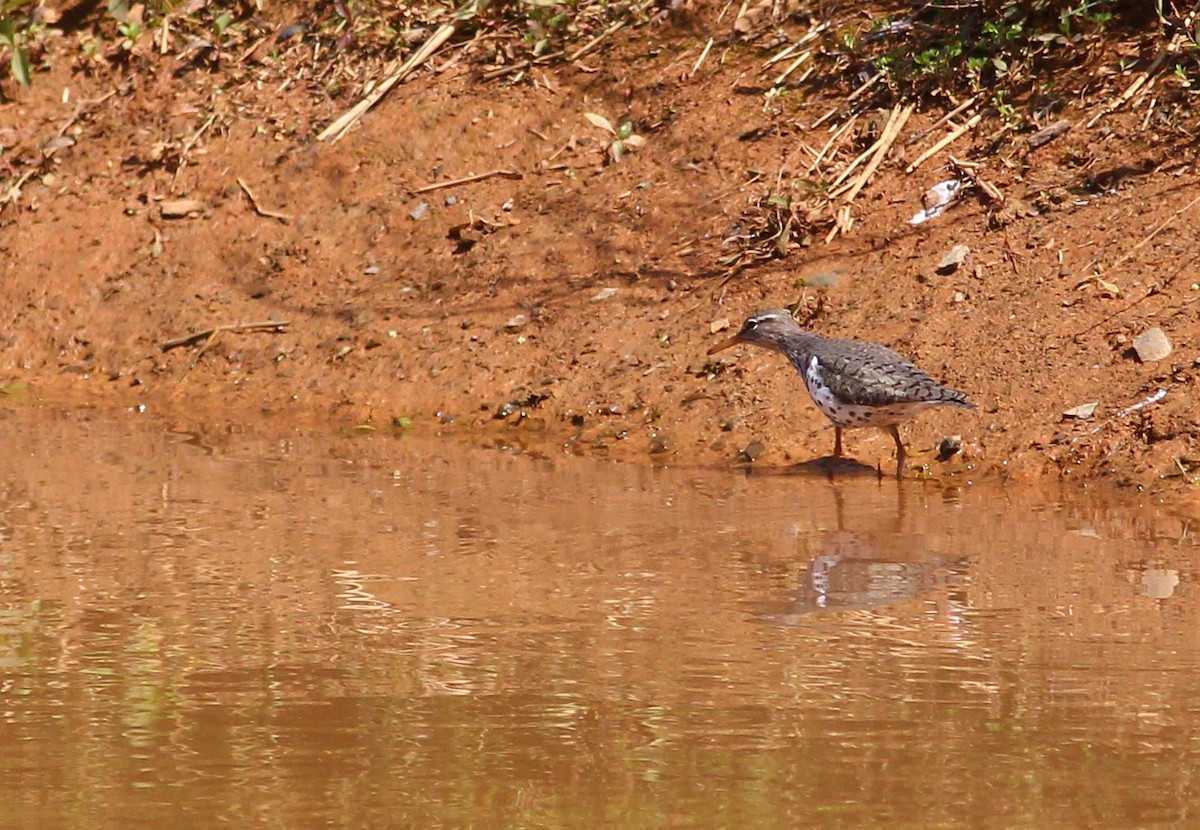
[{"xmin": 745, "ymin": 319, "xmax": 759, "ymax": 330}]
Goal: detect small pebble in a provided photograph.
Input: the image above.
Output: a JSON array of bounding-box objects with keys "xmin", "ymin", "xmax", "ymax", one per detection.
[
  {"xmin": 936, "ymin": 435, "xmax": 963, "ymax": 460},
  {"xmin": 503, "ymin": 314, "xmax": 528, "ymax": 332},
  {"xmin": 409, "ymin": 202, "xmax": 430, "ymax": 221},
  {"xmin": 591, "ymin": 287, "xmax": 619, "ymax": 302},
  {"xmin": 739, "ymin": 440, "xmax": 765, "ymax": 462}
]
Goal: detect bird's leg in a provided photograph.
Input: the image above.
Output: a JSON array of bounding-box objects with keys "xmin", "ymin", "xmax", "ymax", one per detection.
[
  {"xmin": 889, "ymin": 425, "xmax": 906, "ymax": 479},
  {"xmin": 828, "ymin": 426, "xmax": 843, "ymax": 478}
]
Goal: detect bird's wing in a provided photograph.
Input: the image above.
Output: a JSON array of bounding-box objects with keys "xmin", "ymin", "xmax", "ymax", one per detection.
[{"xmin": 816, "ymin": 340, "xmax": 959, "ymax": 407}]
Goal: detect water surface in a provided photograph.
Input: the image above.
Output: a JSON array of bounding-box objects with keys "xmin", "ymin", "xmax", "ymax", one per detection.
[{"xmin": 1, "ymin": 409, "xmax": 1197, "ymax": 828}]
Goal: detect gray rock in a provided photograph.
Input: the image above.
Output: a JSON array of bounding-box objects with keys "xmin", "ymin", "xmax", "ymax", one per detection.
[
  {"xmin": 937, "ymin": 244, "xmax": 970, "ymax": 274},
  {"xmin": 503, "ymin": 314, "xmax": 528, "ymax": 332},
  {"xmin": 1062, "ymin": 402, "xmax": 1098, "ymax": 420},
  {"xmin": 1132, "ymin": 327, "xmax": 1172, "ymax": 363}
]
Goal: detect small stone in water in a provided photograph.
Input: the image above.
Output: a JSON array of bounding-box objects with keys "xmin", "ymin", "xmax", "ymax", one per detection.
[
  {"xmin": 739, "ymin": 440, "xmax": 765, "ymax": 462},
  {"xmin": 1132, "ymin": 327, "xmax": 1172, "ymax": 363},
  {"xmin": 936, "ymin": 435, "xmax": 963, "ymax": 460}
]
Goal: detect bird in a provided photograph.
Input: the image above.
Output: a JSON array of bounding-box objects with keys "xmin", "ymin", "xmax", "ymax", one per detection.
[{"xmin": 708, "ymin": 308, "xmax": 974, "ymax": 477}]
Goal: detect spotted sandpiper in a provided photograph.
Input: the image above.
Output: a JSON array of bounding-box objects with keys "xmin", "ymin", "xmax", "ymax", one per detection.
[{"xmin": 708, "ymin": 308, "xmax": 975, "ymax": 477}]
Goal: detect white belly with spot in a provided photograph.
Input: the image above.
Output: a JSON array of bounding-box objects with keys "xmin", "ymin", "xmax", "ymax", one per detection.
[{"xmin": 804, "ymin": 356, "xmax": 932, "ymax": 428}]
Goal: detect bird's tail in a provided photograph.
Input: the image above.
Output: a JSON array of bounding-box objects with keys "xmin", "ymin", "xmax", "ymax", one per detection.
[{"xmin": 942, "ymin": 389, "xmax": 976, "ymax": 409}]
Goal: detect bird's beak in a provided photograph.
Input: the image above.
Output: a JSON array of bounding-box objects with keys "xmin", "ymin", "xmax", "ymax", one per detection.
[{"xmin": 707, "ymin": 333, "xmax": 743, "ymax": 355}]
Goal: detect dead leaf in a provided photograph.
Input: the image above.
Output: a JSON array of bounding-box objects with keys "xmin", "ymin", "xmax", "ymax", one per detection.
[
  {"xmin": 584, "ymin": 112, "xmax": 616, "ymax": 135},
  {"xmin": 160, "ymin": 198, "xmax": 205, "ymax": 218}
]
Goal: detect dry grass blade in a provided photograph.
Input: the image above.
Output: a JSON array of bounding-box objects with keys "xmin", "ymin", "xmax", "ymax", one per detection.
[
  {"xmin": 569, "ymin": 18, "xmax": 627, "ymax": 62},
  {"xmin": 412, "ymin": 169, "xmax": 523, "ymax": 194},
  {"xmin": 162, "ymin": 321, "xmax": 290, "ymax": 352},
  {"xmin": 690, "ymin": 37, "xmax": 714, "ymax": 78},
  {"xmin": 906, "ymin": 96, "xmax": 976, "ymax": 146},
  {"xmin": 772, "ymin": 50, "xmax": 810, "ymax": 86},
  {"xmin": 806, "ymin": 114, "xmax": 858, "ymax": 174},
  {"xmin": 837, "ymin": 104, "xmax": 914, "ymax": 203},
  {"xmin": 237, "ymin": 177, "xmax": 293, "ymax": 222},
  {"xmin": 1085, "ymin": 32, "xmax": 1180, "ymax": 128},
  {"xmin": 318, "ymin": 0, "xmax": 492, "ymax": 143},
  {"xmin": 830, "ymin": 105, "xmax": 910, "ymax": 190},
  {"xmin": 905, "ymin": 112, "xmax": 982, "ymax": 174}
]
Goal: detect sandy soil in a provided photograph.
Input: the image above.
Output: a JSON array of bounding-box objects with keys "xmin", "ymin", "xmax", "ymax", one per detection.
[{"xmin": 3, "ymin": 3, "xmax": 1199, "ymax": 495}]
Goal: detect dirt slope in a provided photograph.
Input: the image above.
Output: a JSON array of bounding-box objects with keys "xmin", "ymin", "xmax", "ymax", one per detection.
[{"xmin": 2, "ymin": 3, "xmax": 1199, "ymax": 494}]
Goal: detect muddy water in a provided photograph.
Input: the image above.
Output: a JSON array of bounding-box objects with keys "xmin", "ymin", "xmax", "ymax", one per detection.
[{"xmin": 1, "ymin": 410, "xmax": 1197, "ymax": 829}]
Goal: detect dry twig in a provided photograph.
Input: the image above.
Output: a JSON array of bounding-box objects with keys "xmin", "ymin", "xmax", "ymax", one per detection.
[
  {"xmin": 948, "ymin": 155, "xmax": 1003, "ymax": 203},
  {"xmin": 237, "ymin": 177, "xmax": 293, "ymax": 222},
  {"xmin": 804, "ymin": 115, "xmax": 857, "ymax": 175},
  {"xmin": 690, "ymin": 37, "xmax": 714, "ymax": 78},
  {"xmin": 163, "ymin": 321, "xmax": 290, "ymax": 352},
  {"xmin": 906, "ymin": 96, "xmax": 977, "ymax": 146},
  {"xmin": 1083, "ymin": 191, "xmax": 1200, "ymax": 279},
  {"xmin": 318, "ymin": 0, "xmax": 491, "ymax": 143},
  {"xmin": 1086, "ymin": 34, "xmax": 1180, "ymax": 128},
  {"xmin": 412, "ymin": 169, "xmax": 522, "ymax": 194},
  {"xmin": 846, "ymin": 72, "xmax": 882, "ymax": 103},
  {"xmin": 569, "ymin": 19, "xmax": 627, "ymax": 62},
  {"xmin": 905, "ymin": 112, "xmax": 982, "ymax": 174},
  {"xmin": 835, "ymin": 104, "xmax": 913, "ymax": 202},
  {"xmin": 772, "ymin": 50, "xmax": 810, "ymax": 86}
]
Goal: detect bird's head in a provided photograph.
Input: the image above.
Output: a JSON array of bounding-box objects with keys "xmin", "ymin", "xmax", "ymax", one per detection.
[{"xmin": 707, "ymin": 308, "xmax": 801, "ymax": 355}]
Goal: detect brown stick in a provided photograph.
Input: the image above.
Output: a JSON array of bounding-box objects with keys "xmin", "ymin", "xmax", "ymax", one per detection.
[
  {"xmin": 948, "ymin": 155, "xmax": 1004, "ymax": 203},
  {"xmin": 569, "ymin": 19, "xmax": 627, "ymax": 62},
  {"xmin": 412, "ymin": 169, "xmax": 522, "ymax": 195},
  {"xmin": 237, "ymin": 177, "xmax": 293, "ymax": 222},
  {"xmin": 163, "ymin": 321, "xmax": 290, "ymax": 352}
]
